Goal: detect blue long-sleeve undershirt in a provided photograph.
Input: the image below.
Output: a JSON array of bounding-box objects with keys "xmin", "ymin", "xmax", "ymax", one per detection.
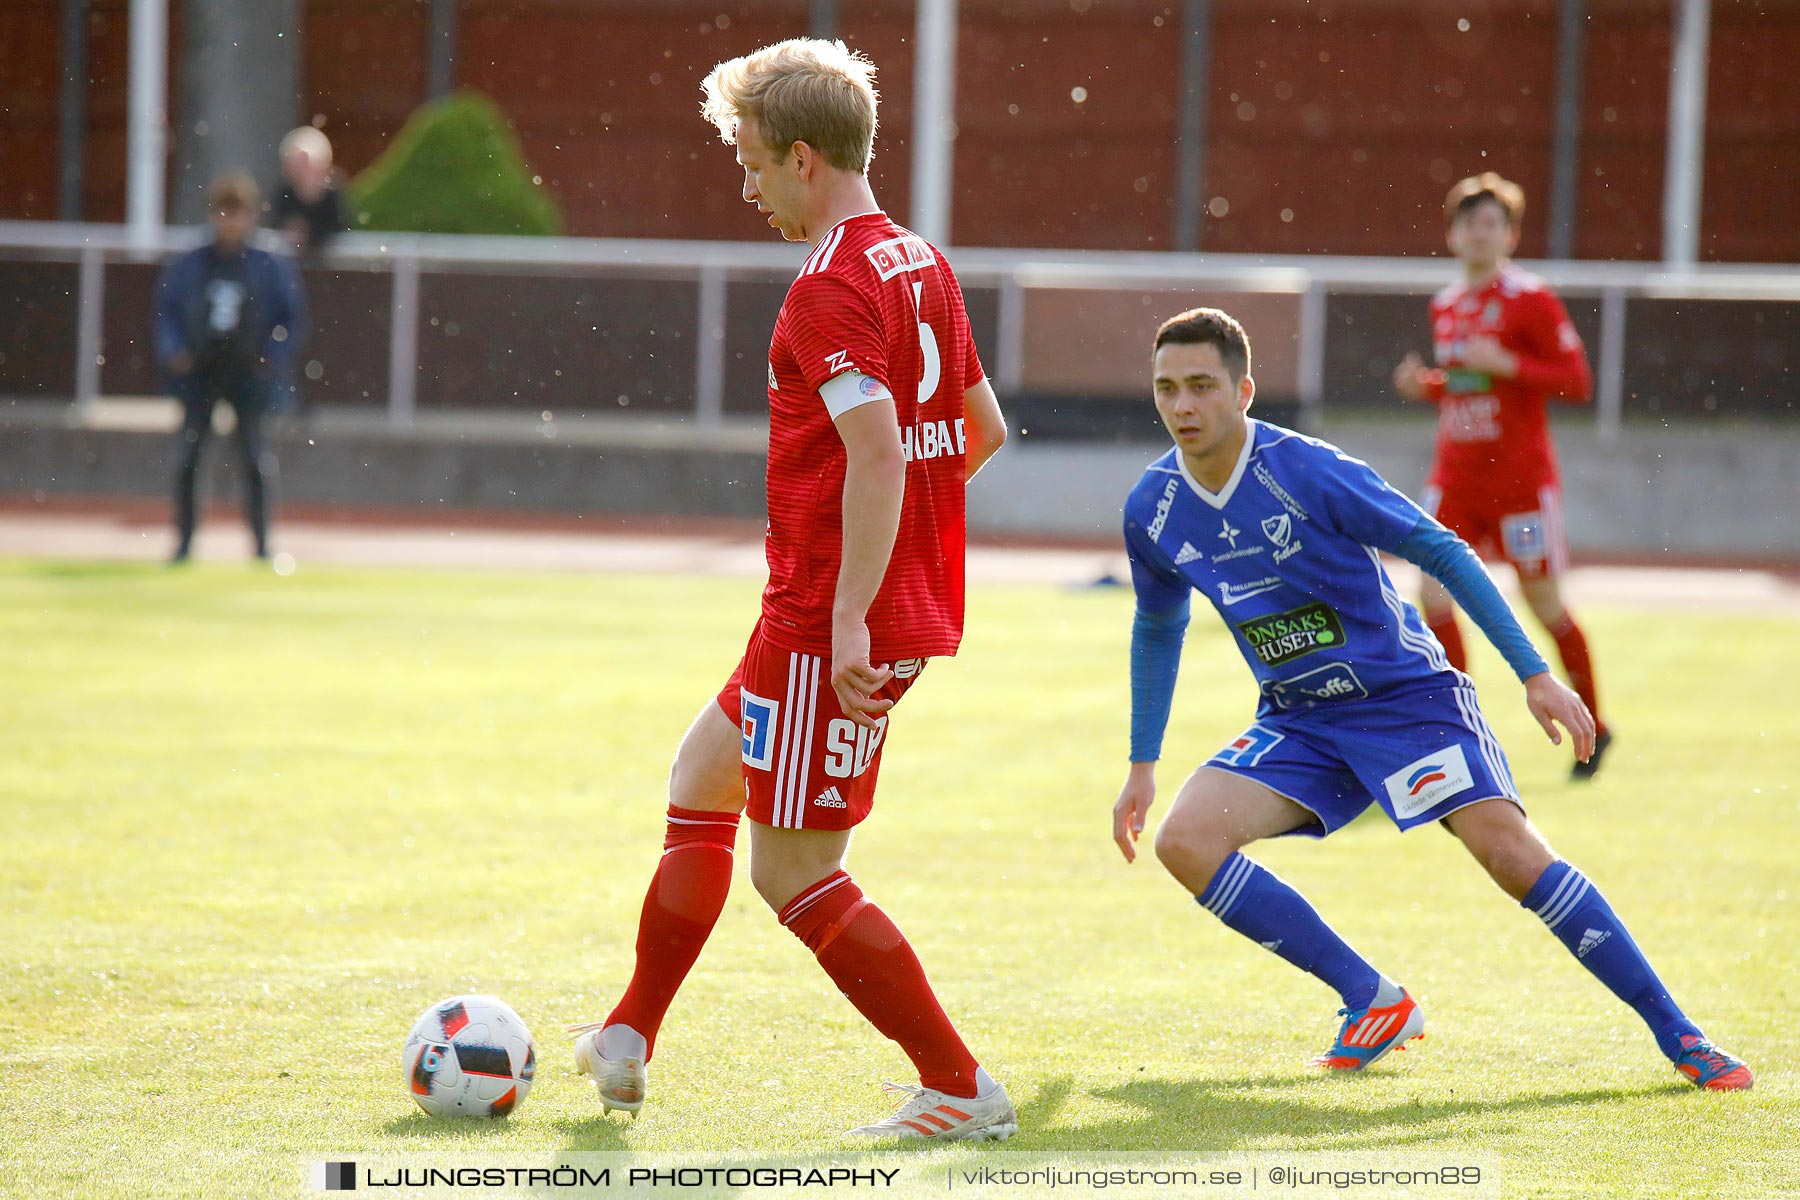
[
  {"xmin": 1129, "ymin": 599, "xmax": 1190, "ymax": 763},
  {"xmin": 1393, "ymin": 518, "xmax": 1548, "ymax": 682}
]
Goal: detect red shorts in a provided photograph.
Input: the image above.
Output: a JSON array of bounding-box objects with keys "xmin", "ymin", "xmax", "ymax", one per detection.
[
  {"xmin": 715, "ymin": 622, "xmax": 928, "ymax": 830},
  {"xmin": 1421, "ymin": 481, "xmax": 1569, "ymax": 581}
]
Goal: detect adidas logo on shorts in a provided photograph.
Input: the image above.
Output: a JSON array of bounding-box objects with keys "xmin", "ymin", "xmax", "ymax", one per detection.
[{"xmin": 813, "ymin": 786, "xmax": 848, "ymax": 809}]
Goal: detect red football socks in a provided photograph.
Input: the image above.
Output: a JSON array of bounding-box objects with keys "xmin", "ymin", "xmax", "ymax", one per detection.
[
  {"xmin": 604, "ymin": 805, "xmax": 740, "ymax": 1058},
  {"xmin": 1425, "ymin": 609, "xmax": 1468, "ymax": 673},
  {"xmin": 1549, "ymin": 613, "xmax": 1606, "ymax": 733},
  {"xmin": 779, "ymin": 871, "xmax": 981, "ymax": 1098}
]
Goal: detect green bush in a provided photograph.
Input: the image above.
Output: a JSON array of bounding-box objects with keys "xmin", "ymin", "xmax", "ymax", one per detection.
[{"xmin": 349, "ymin": 90, "xmax": 561, "ymax": 236}]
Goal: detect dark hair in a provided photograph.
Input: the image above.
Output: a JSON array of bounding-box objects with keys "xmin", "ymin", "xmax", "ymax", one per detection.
[
  {"xmin": 1152, "ymin": 307, "xmax": 1252, "ymax": 382},
  {"xmin": 1445, "ymin": 171, "xmax": 1524, "ymax": 228},
  {"xmin": 208, "ymin": 171, "xmax": 261, "ymax": 215}
]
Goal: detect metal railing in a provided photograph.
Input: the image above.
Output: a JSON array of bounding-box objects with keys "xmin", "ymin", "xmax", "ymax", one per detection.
[{"xmin": 5, "ymin": 220, "xmax": 1799, "ymax": 439}]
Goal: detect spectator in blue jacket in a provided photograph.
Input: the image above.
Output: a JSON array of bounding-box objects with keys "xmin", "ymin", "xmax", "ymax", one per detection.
[{"xmin": 156, "ymin": 172, "xmax": 305, "ymax": 563}]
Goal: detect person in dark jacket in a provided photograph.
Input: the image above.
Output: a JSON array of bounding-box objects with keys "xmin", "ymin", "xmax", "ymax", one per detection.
[
  {"xmin": 270, "ymin": 125, "xmax": 349, "ymax": 253},
  {"xmin": 266, "ymin": 126, "xmax": 344, "ymax": 418},
  {"xmin": 155, "ymin": 172, "xmax": 305, "ymax": 563}
]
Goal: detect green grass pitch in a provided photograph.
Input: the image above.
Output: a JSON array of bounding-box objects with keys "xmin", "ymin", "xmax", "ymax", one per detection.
[{"xmin": 1, "ymin": 558, "xmax": 1793, "ymax": 1198}]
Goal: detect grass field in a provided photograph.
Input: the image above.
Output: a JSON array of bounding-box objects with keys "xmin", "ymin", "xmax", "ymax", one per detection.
[{"xmin": 2, "ymin": 557, "xmax": 1794, "ymax": 1199}]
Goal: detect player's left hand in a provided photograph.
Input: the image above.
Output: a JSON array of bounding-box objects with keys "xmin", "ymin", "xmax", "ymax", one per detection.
[
  {"xmin": 1524, "ymin": 672, "xmax": 1596, "ymax": 762},
  {"xmin": 1460, "ymin": 335, "xmax": 1518, "ymax": 378},
  {"xmin": 830, "ymin": 618, "xmax": 895, "ymax": 730}
]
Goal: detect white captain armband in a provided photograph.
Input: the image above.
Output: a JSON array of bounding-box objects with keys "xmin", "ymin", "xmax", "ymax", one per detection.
[{"xmin": 819, "ymin": 370, "xmax": 894, "ymax": 419}]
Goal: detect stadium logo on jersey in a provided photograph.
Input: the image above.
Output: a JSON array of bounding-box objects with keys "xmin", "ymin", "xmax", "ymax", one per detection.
[
  {"xmin": 1146, "ymin": 476, "xmax": 1180, "ymax": 543},
  {"xmin": 1234, "ymin": 601, "xmax": 1345, "ymax": 666},
  {"xmin": 1264, "ymin": 662, "xmax": 1368, "ymax": 710},
  {"xmin": 740, "ymin": 688, "xmax": 780, "ymax": 772},
  {"xmin": 1174, "ymin": 542, "xmax": 1203, "ymax": 566},
  {"xmin": 1252, "ymin": 463, "xmax": 1311, "ymax": 523},
  {"xmin": 865, "ymin": 234, "xmax": 935, "ymax": 281},
  {"xmin": 1214, "ymin": 723, "xmax": 1285, "ymax": 767},
  {"xmin": 1383, "ymin": 744, "xmax": 1475, "ymax": 819},
  {"xmin": 1216, "ymin": 576, "xmax": 1284, "ymax": 606}
]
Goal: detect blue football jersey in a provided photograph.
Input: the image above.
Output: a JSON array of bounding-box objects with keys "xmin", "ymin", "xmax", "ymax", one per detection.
[{"xmin": 1124, "ymin": 420, "xmax": 1459, "ymax": 713}]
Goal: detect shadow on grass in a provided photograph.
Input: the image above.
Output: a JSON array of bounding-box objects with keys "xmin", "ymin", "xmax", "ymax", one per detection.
[
  {"xmin": 546, "ymin": 1115, "xmax": 635, "ymax": 1150},
  {"xmin": 1006, "ymin": 1073, "xmax": 1670, "ymax": 1151},
  {"xmin": 379, "ymin": 1111, "xmax": 536, "ymax": 1140},
  {"xmin": 20, "ymin": 560, "xmax": 172, "ymax": 581}
]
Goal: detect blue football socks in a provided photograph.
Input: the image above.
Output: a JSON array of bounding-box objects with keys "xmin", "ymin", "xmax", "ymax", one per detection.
[
  {"xmin": 1521, "ymin": 860, "xmax": 1699, "ymax": 1058},
  {"xmin": 1198, "ymin": 852, "xmax": 1382, "ymax": 1011}
]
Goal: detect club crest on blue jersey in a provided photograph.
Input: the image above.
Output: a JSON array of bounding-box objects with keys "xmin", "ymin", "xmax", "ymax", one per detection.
[{"xmin": 1261, "ymin": 513, "xmax": 1292, "ymax": 547}]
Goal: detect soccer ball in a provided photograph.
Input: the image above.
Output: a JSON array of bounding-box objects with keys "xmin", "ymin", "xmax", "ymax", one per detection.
[{"xmin": 402, "ymin": 994, "xmax": 536, "ymax": 1117}]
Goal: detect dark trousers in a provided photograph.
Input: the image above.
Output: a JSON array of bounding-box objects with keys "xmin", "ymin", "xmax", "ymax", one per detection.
[{"xmin": 173, "ymin": 370, "xmax": 273, "ymax": 558}]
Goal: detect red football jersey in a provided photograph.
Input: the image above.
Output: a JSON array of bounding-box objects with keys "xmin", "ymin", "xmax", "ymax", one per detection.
[
  {"xmin": 759, "ymin": 212, "xmax": 985, "ymax": 661},
  {"xmin": 1422, "ymin": 264, "xmax": 1593, "ymax": 495}
]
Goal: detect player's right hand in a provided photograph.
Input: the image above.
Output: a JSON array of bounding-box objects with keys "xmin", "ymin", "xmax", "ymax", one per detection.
[
  {"xmin": 1393, "ymin": 352, "xmax": 1428, "ymax": 401},
  {"xmin": 829, "ymin": 617, "xmax": 895, "ymax": 731},
  {"xmin": 1112, "ymin": 766, "xmax": 1157, "ymax": 863}
]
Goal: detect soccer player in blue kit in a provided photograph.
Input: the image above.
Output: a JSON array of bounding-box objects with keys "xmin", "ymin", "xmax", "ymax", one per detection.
[{"xmin": 1112, "ymin": 307, "xmax": 1752, "ymax": 1090}]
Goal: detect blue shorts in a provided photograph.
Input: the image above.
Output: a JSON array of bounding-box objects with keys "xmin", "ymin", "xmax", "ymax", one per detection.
[{"xmin": 1205, "ymin": 681, "xmax": 1521, "ymax": 838}]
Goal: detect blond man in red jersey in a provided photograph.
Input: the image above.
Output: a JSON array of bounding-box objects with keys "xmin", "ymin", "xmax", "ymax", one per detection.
[
  {"xmin": 1395, "ymin": 173, "xmax": 1612, "ymax": 779},
  {"xmin": 568, "ymin": 38, "xmax": 1015, "ymax": 1141}
]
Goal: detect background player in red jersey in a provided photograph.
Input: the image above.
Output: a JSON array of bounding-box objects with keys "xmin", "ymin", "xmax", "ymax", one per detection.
[
  {"xmin": 1393, "ymin": 173, "xmax": 1612, "ymax": 778},
  {"xmin": 567, "ymin": 38, "xmax": 1014, "ymax": 1141}
]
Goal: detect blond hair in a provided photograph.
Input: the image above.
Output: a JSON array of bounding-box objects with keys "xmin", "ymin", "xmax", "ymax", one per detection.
[
  {"xmin": 1445, "ymin": 172, "xmax": 1525, "ymax": 228},
  {"xmin": 700, "ymin": 38, "xmax": 878, "ymax": 173}
]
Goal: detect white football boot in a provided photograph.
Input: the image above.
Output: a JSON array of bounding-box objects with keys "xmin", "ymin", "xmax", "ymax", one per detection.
[
  {"xmin": 567, "ymin": 1021, "xmax": 647, "ymax": 1116},
  {"xmin": 846, "ymin": 1071, "xmax": 1017, "ymax": 1141}
]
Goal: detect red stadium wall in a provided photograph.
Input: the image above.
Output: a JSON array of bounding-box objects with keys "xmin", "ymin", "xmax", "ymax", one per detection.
[{"xmin": 3, "ymin": 0, "xmax": 1797, "ymax": 261}]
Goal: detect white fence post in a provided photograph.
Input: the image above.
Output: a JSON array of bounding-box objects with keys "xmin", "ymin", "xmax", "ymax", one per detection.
[{"xmin": 387, "ymin": 254, "xmax": 420, "ymax": 429}]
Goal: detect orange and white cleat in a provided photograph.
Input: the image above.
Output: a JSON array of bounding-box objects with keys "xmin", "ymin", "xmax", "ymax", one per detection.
[
  {"xmin": 1310, "ymin": 978, "xmax": 1425, "ymax": 1070},
  {"xmin": 846, "ymin": 1073, "xmax": 1017, "ymax": 1141},
  {"xmin": 1672, "ymin": 1034, "xmax": 1753, "ymax": 1091}
]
